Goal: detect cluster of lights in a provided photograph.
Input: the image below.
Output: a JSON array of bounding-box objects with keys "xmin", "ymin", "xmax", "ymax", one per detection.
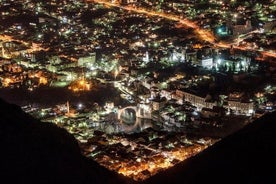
[
  {"xmin": 95, "ymin": 143, "xmax": 210, "ymax": 181},
  {"xmin": 68, "ymin": 79, "xmax": 91, "ymax": 92}
]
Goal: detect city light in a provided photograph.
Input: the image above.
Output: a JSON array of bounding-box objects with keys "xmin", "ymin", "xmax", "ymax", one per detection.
[{"xmin": 0, "ymin": 0, "xmax": 275, "ymax": 182}]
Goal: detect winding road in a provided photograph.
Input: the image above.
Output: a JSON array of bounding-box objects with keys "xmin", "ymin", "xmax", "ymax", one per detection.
[{"xmin": 86, "ymin": 0, "xmax": 276, "ymax": 59}]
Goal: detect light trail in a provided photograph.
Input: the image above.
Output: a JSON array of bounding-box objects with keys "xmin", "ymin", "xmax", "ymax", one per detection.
[{"xmin": 86, "ymin": 0, "xmax": 276, "ymax": 59}]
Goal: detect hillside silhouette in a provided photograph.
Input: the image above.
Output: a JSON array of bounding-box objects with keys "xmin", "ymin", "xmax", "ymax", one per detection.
[
  {"xmin": 0, "ymin": 98, "xmax": 129, "ymax": 184},
  {"xmin": 1, "ymin": 98, "xmax": 275, "ymax": 184},
  {"xmin": 144, "ymin": 111, "xmax": 276, "ymax": 184}
]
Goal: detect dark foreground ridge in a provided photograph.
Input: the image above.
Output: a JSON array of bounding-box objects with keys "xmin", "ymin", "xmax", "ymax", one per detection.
[
  {"xmin": 0, "ymin": 98, "xmax": 129, "ymax": 184},
  {"xmin": 1, "ymin": 98, "xmax": 276, "ymax": 184},
  {"xmin": 143, "ymin": 111, "xmax": 276, "ymax": 184}
]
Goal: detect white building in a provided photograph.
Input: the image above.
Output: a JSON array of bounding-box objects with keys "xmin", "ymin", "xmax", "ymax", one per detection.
[
  {"xmin": 175, "ymin": 90, "xmax": 216, "ymax": 110},
  {"xmin": 78, "ymin": 53, "xmax": 96, "ymax": 67},
  {"xmin": 160, "ymin": 89, "xmax": 173, "ymax": 100},
  {"xmin": 226, "ymin": 100, "xmax": 254, "ymax": 115},
  {"xmin": 201, "ymin": 58, "xmax": 213, "ymax": 69}
]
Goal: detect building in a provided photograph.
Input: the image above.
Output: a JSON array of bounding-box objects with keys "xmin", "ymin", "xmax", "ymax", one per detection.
[
  {"xmin": 226, "ymin": 100, "xmax": 254, "ymax": 115},
  {"xmin": 232, "ymin": 20, "xmax": 252, "ymax": 36},
  {"xmin": 185, "ymin": 48, "xmax": 197, "ymax": 63},
  {"xmin": 78, "ymin": 53, "xmax": 96, "ymax": 67},
  {"xmin": 175, "ymin": 90, "xmax": 216, "ymax": 110},
  {"xmin": 200, "ymin": 57, "xmax": 213, "ymax": 69},
  {"xmin": 137, "ymin": 103, "xmax": 152, "ymax": 119},
  {"xmin": 151, "ymin": 97, "xmax": 166, "ymax": 111},
  {"xmin": 160, "ymin": 89, "xmax": 173, "ymax": 100}
]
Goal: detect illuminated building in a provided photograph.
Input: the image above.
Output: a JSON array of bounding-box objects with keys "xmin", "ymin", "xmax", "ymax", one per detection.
[
  {"xmin": 225, "ymin": 92, "xmax": 254, "ymax": 115},
  {"xmin": 175, "ymin": 90, "xmax": 216, "ymax": 110},
  {"xmin": 77, "ymin": 53, "xmax": 96, "ymax": 68},
  {"xmin": 169, "ymin": 49, "xmax": 185, "ymax": 62},
  {"xmin": 68, "ymin": 78, "xmax": 91, "ymax": 92},
  {"xmin": 65, "ymin": 101, "xmax": 77, "ymax": 117},
  {"xmin": 200, "ymin": 57, "xmax": 213, "ymax": 69},
  {"xmin": 142, "ymin": 51, "xmax": 149, "ymax": 63},
  {"xmin": 151, "ymin": 97, "xmax": 166, "ymax": 111},
  {"xmin": 104, "ymin": 101, "xmax": 115, "ymax": 112},
  {"xmin": 160, "ymin": 89, "xmax": 173, "ymax": 100},
  {"xmin": 226, "ymin": 100, "xmax": 254, "ymax": 115},
  {"xmin": 216, "ymin": 24, "xmax": 231, "ymax": 36}
]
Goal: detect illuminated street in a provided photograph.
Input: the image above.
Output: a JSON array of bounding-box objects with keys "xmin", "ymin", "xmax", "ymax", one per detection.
[
  {"xmin": 0, "ymin": 0, "xmax": 275, "ymax": 182},
  {"xmin": 87, "ymin": 0, "xmax": 276, "ymax": 59},
  {"xmin": 0, "ymin": 34, "xmax": 48, "ymax": 58}
]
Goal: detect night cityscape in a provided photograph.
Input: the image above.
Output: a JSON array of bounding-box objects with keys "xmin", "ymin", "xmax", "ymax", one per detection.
[{"xmin": 0, "ymin": 0, "xmax": 275, "ymax": 183}]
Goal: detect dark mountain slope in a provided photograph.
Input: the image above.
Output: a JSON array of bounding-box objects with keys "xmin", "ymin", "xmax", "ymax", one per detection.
[
  {"xmin": 144, "ymin": 111, "xmax": 276, "ymax": 184},
  {"xmin": 1, "ymin": 97, "xmax": 275, "ymax": 184},
  {"xmin": 0, "ymin": 98, "xmax": 129, "ymax": 184}
]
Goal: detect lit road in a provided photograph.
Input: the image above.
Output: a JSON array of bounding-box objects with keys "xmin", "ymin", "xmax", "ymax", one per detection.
[
  {"xmin": 86, "ymin": 0, "xmax": 276, "ymax": 59},
  {"xmin": 58, "ymin": 54, "xmax": 78, "ymax": 62},
  {"xmin": 0, "ymin": 34, "xmax": 48, "ymax": 58},
  {"xmin": 0, "ymin": 34, "xmax": 78, "ymax": 62}
]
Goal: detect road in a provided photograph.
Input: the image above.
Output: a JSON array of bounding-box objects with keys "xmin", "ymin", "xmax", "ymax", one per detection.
[
  {"xmin": 0, "ymin": 34, "xmax": 78, "ymax": 62},
  {"xmin": 1, "ymin": 1, "xmax": 274, "ymax": 59},
  {"xmin": 86, "ymin": 0, "xmax": 276, "ymax": 59},
  {"xmin": 0, "ymin": 34, "xmax": 48, "ymax": 58}
]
